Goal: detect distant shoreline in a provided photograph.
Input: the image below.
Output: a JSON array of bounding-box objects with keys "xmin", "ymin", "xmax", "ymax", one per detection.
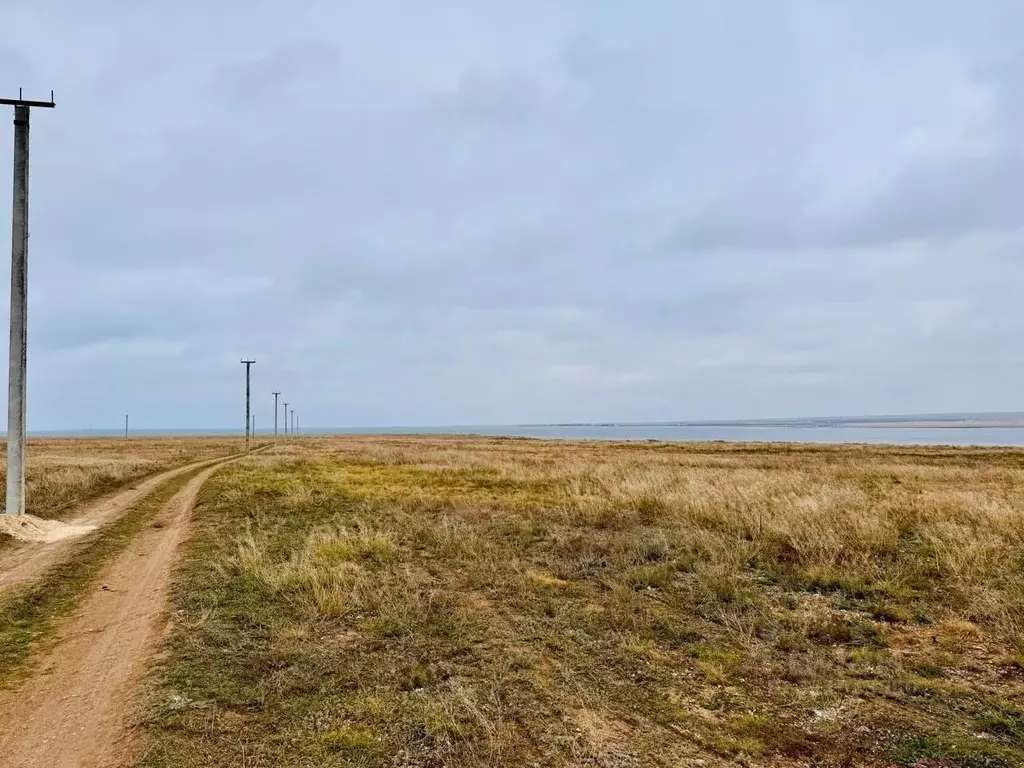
[
  {"xmin": 842, "ymin": 421, "xmax": 1024, "ymax": 429},
  {"xmin": 19, "ymin": 416, "xmax": 1024, "ymax": 437}
]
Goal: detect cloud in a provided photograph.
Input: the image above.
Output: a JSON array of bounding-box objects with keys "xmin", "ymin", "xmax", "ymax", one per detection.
[{"xmin": 0, "ymin": 0, "xmax": 1020, "ymax": 428}]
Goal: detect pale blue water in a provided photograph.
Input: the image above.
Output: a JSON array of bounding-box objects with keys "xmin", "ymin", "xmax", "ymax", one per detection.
[
  {"xmin": 37, "ymin": 424, "xmax": 1024, "ymax": 447},
  {"xmin": 333, "ymin": 424, "xmax": 1024, "ymax": 446}
]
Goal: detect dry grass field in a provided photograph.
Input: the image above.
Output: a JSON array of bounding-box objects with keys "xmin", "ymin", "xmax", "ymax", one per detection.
[
  {"xmin": 142, "ymin": 437, "xmax": 1024, "ymax": 767},
  {"xmin": 0, "ymin": 436, "xmax": 241, "ymax": 523}
]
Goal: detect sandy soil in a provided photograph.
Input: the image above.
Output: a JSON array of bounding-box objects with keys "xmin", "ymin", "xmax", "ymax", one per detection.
[
  {"xmin": 0, "ymin": 515, "xmax": 96, "ymax": 543},
  {"xmin": 0, "ymin": 459, "xmax": 230, "ymax": 767},
  {"xmin": 0, "ymin": 454, "xmax": 229, "ymax": 598}
]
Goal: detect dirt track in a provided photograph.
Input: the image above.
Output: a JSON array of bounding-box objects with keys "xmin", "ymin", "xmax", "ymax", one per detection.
[
  {"xmin": 0, "ymin": 454, "xmax": 231, "ymax": 598},
  {"xmin": 0, "ymin": 459, "xmax": 230, "ymax": 767}
]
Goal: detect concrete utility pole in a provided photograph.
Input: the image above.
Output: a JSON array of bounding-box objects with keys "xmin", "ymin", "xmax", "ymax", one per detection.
[
  {"xmin": 2, "ymin": 89, "xmax": 54, "ymax": 517},
  {"xmin": 282, "ymin": 402, "xmax": 289, "ymax": 436},
  {"xmin": 241, "ymin": 359, "xmax": 255, "ymax": 452},
  {"xmin": 272, "ymin": 392, "xmax": 280, "ymax": 436}
]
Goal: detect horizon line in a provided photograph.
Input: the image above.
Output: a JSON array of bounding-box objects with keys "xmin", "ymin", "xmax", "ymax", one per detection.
[{"xmin": 14, "ymin": 409, "xmax": 1024, "ymax": 435}]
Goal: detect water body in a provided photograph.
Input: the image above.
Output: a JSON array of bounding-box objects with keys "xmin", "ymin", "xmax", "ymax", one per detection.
[
  {"xmin": 30, "ymin": 424, "xmax": 1024, "ymax": 447},
  {"xmin": 444, "ymin": 423, "xmax": 1024, "ymax": 448},
  {"xmin": 329, "ymin": 424, "xmax": 1024, "ymax": 447}
]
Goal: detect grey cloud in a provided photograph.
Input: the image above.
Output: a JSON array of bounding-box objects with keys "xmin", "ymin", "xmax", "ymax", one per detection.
[
  {"xmin": 667, "ymin": 146, "xmax": 1024, "ymax": 253},
  {"xmin": 209, "ymin": 40, "xmax": 340, "ymax": 107},
  {"xmin": 428, "ymin": 71, "xmax": 556, "ymax": 126},
  {"xmin": 0, "ymin": 1, "xmax": 1020, "ymax": 428}
]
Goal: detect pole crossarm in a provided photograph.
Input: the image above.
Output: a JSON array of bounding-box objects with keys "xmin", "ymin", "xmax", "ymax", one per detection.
[{"xmin": 0, "ymin": 89, "xmax": 56, "ymax": 109}]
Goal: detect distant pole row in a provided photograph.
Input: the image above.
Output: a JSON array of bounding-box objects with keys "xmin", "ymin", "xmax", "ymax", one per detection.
[
  {"xmin": 282, "ymin": 402, "xmax": 297, "ymax": 436},
  {"xmin": 241, "ymin": 361, "xmax": 298, "ymax": 449}
]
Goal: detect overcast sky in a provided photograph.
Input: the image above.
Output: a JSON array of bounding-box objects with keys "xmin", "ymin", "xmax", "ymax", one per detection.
[{"xmin": 0, "ymin": 1, "xmax": 1021, "ymax": 429}]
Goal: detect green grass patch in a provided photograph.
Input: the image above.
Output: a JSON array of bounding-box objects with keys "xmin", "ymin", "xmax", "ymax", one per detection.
[
  {"xmin": 320, "ymin": 724, "xmax": 381, "ymax": 755},
  {"xmin": 977, "ymin": 710, "xmax": 1024, "ymax": 741},
  {"xmin": 623, "ymin": 562, "xmax": 674, "ymax": 590},
  {"xmin": 891, "ymin": 734, "xmax": 1016, "ymax": 768}
]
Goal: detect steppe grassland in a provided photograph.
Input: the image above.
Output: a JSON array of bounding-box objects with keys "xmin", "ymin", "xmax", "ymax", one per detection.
[{"xmin": 144, "ymin": 437, "xmax": 1024, "ymax": 767}]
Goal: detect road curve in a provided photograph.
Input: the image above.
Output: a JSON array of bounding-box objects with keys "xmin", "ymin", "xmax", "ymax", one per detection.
[
  {"xmin": 0, "ymin": 456, "xmax": 237, "ymax": 767},
  {"xmin": 0, "ymin": 452, "xmax": 236, "ymax": 598}
]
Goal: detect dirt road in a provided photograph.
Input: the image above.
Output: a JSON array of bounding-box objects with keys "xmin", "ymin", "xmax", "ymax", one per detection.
[
  {"xmin": 0, "ymin": 459, "xmax": 230, "ymax": 767},
  {"xmin": 0, "ymin": 453, "xmax": 232, "ymax": 597}
]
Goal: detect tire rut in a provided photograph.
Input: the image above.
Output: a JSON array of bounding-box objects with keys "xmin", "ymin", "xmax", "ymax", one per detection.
[
  {"xmin": 0, "ymin": 457, "xmax": 235, "ymax": 767},
  {"xmin": 0, "ymin": 454, "xmax": 234, "ymax": 598}
]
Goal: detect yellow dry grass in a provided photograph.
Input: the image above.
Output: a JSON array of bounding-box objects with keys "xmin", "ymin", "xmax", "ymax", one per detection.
[
  {"xmin": 0, "ymin": 436, "xmax": 242, "ymax": 521},
  {"xmin": 143, "ymin": 437, "xmax": 1024, "ymax": 767}
]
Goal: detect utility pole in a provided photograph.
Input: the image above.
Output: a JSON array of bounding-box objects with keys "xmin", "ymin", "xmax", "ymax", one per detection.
[
  {"xmin": 2, "ymin": 89, "xmax": 54, "ymax": 517},
  {"xmin": 240, "ymin": 359, "xmax": 255, "ymax": 452},
  {"xmin": 283, "ymin": 402, "xmax": 289, "ymax": 436},
  {"xmin": 272, "ymin": 392, "xmax": 280, "ymax": 436}
]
